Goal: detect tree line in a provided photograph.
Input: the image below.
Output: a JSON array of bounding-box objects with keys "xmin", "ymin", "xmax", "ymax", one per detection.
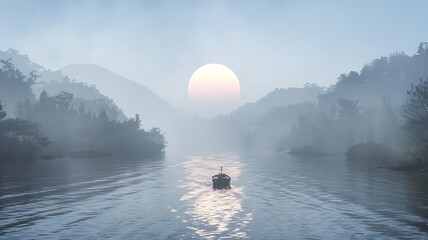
[
  {"xmin": 0, "ymin": 59, "xmax": 166, "ymax": 160},
  {"xmin": 244, "ymin": 43, "xmax": 428, "ymax": 169}
]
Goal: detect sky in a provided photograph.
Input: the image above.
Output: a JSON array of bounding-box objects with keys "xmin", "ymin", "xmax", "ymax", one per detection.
[{"xmin": 0, "ymin": 0, "xmax": 427, "ymax": 115}]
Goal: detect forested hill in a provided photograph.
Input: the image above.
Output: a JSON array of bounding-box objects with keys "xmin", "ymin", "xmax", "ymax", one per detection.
[
  {"xmin": 61, "ymin": 64, "xmax": 176, "ymax": 129},
  {"xmin": 0, "ymin": 49, "xmax": 126, "ymax": 121},
  {"xmin": 0, "ymin": 51, "xmax": 166, "ymax": 160},
  {"xmin": 195, "ymin": 84, "xmax": 324, "ymax": 149},
  {"xmin": 224, "ymin": 84, "xmax": 324, "ymax": 121},
  {"xmin": 244, "ymin": 43, "xmax": 428, "ymax": 159},
  {"xmin": 319, "ymin": 42, "xmax": 428, "ymax": 107}
]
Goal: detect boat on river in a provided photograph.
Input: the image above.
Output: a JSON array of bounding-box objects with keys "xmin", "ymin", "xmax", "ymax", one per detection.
[{"xmin": 212, "ymin": 167, "xmax": 231, "ymax": 189}]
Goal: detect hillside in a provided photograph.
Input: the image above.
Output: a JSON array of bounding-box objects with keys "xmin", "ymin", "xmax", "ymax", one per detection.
[
  {"xmin": 34, "ymin": 78, "xmax": 127, "ymax": 121},
  {"xmin": 204, "ymin": 84, "xmax": 325, "ymax": 148},
  {"xmin": 0, "ymin": 49, "xmax": 127, "ymax": 121},
  {"xmin": 61, "ymin": 64, "xmax": 175, "ymax": 128},
  {"xmin": 226, "ymin": 84, "xmax": 324, "ymax": 120},
  {"xmin": 246, "ymin": 43, "xmax": 428, "ymax": 153},
  {"xmin": 319, "ymin": 43, "xmax": 428, "ymax": 107}
]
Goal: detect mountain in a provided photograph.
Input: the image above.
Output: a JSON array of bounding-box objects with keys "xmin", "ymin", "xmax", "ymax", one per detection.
[
  {"xmin": 0, "ymin": 49, "xmax": 127, "ymax": 121},
  {"xmin": 226, "ymin": 84, "xmax": 324, "ymax": 120},
  {"xmin": 61, "ymin": 64, "xmax": 175, "ymax": 129},
  {"xmin": 245, "ymin": 43, "xmax": 428, "ymax": 154},
  {"xmin": 204, "ymin": 84, "xmax": 325, "ymax": 148},
  {"xmin": 34, "ymin": 78, "xmax": 128, "ymax": 121},
  {"xmin": 0, "ymin": 49, "xmax": 193, "ymax": 147}
]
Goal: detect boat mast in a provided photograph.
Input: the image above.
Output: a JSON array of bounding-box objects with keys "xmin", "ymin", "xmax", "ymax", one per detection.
[{"xmin": 221, "ymin": 166, "xmax": 222, "ymax": 175}]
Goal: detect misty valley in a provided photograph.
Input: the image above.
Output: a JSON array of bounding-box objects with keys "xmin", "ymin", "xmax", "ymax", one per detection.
[
  {"xmin": 1, "ymin": 42, "xmax": 428, "ymax": 239},
  {"xmin": 1, "ymin": 2, "xmax": 428, "ymax": 238}
]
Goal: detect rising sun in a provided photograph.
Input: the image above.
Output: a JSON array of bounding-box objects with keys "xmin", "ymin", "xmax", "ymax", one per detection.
[{"xmin": 188, "ymin": 64, "xmax": 240, "ymax": 102}]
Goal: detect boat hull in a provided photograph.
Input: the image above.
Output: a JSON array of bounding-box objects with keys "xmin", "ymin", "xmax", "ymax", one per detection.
[{"xmin": 213, "ymin": 175, "xmax": 231, "ymax": 189}]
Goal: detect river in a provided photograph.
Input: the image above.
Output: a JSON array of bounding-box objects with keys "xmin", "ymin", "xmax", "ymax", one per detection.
[{"xmin": 1, "ymin": 150, "xmax": 427, "ymax": 239}]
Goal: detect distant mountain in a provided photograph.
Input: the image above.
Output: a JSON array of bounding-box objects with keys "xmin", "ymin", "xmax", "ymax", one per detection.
[
  {"xmin": 61, "ymin": 64, "xmax": 175, "ymax": 129},
  {"xmin": 205, "ymin": 84, "xmax": 325, "ymax": 148},
  {"xmin": 0, "ymin": 49, "xmax": 126, "ymax": 121},
  {"xmin": 0, "ymin": 49, "xmax": 193, "ymax": 146},
  {"xmin": 226, "ymin": 84, "xmax": 324, "ymax": 120},
  {"xmin": 34, "ymin": 78, "xmax": 128, "ymax": 121}
]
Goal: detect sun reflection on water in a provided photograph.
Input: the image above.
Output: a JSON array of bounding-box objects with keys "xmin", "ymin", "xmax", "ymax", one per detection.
[{"xmin": 178, "ymin": 154, "xmax": 252, "ymax": 239}]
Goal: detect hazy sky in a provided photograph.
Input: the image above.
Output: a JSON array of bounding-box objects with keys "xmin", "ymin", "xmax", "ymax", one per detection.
[{"xmin": 1, "ymin": 0, "xmax": 427, "ymax": 112}]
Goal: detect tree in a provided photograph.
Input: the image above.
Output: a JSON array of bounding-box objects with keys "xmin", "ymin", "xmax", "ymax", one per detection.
[
  {"xmin": 17, "ymin": 91, "xmax": 166, "ymax": 158},
  {"xmin": 338, "ymin": 98, "xmax": 360, "ymax": 120},
  {"xmin": 97, "ymin": 109, "xmax": 109, "ymax": 122},
  {"xmin": 0, "ymin": 119, "xmax": 49, "ymax": 149},
  {"xmin": 403, "ymin": 78, "xmax": 428, "ymax": 149},
  {"xmin": 381, "ymin": 96, "xmax": 399, "ymax": 147},
  {"xmin": 0, "ymin": 101, "xmax": 49, "ymax": 160},
  {"xmin": 39, "ymin": 90, "xmax": 49, "ymax": 106},
  {"xmin": 337, "ymin": 98, "xmax": 361, "ymax": 148},
  {"xmin": 50, "ymin": 91, "xmax": 74, "ymax": 111},
  {"xmin": 417, "ymin": 42, "xmax": 428, "ymax": 55},
  {"xmin": 0, "ymin": 59, "xmax": 36, "ymax": 115},
  {"xmin": 78, "ymin": 103, "xmax": 85, "ymax": 116},
  {"xmin": 0, "ymin": 101, "xmax": 6, "ymax": 121}
]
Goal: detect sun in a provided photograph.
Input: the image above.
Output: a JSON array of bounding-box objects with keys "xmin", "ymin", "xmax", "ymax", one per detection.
[{"xmin": 188, "ymin": 64, "xmax": 240, "ymax": 102}]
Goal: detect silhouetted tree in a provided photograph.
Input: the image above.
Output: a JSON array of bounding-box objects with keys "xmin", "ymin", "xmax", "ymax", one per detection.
[
  {"xmin": 0, "ymin": 59, "xmax": 36, "ymax": 115},
  {"xmin": 380, "ymin": 96, "xmax": 400, "ymax": 147},
  {"xmin": 17, "ymin": 91, "xmax": 166, "ymax": 158},
  {"xmin": 78, "ymin": 102, "xmax": 85, "ymax": 116},
  {"xmin": 39, "ymin": 78, "xmax": 126, "ymax": 121},
  {"xmin": 403, "ymin": 78, "xmax": 428, "ymax": 151},
  {"xmin": 97, "ymin": 109, "xmax": 109, "ymax": 122},
  {"xmin": 0, "ymin": 101, "xmax": 48, "ymax": 160},
  {"xmin": 417, "ymin": 42, "xmax": 428, "ymax": 55},
  {"xmin": 0, "ymin": 101, "xmax": 6, "ymax": 121},
  {"xmin": 338, "ymin": 98, "xmax": 360, "ymax": 120}
]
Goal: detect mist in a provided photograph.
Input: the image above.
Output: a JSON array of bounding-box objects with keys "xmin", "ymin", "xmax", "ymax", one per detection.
[
  {"xmin": 2, "ymin": 1, "xmax": 428, "ymax": 239},
  {"xmin": 1, "ymin": 0, "xmax": 427, "ymax": 116}
]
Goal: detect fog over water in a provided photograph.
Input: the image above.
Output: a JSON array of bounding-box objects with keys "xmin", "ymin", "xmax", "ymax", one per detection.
[
  {"xmin": 1, "ymin": 151, "xmax": 428, "ymax": 239},
  {"xmin": 1, "ymin": 1, "xmax": 428, "ymax": 239}
]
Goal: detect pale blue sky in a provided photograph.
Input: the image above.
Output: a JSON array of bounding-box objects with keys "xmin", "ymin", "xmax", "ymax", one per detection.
[{"xmin": 0, "ymin": 0, "xmax": 427, "ymax": 110}]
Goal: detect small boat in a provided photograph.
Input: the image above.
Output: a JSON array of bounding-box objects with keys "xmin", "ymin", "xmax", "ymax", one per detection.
[{"xmin": 212, "ymin": 167, "xmax": 231, "ymax": 189}]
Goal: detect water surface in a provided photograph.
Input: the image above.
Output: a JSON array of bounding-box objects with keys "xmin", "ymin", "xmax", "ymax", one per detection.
[{"xmin": 1, "ymin": 151, "xmax": 427, "ymax": 239}]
